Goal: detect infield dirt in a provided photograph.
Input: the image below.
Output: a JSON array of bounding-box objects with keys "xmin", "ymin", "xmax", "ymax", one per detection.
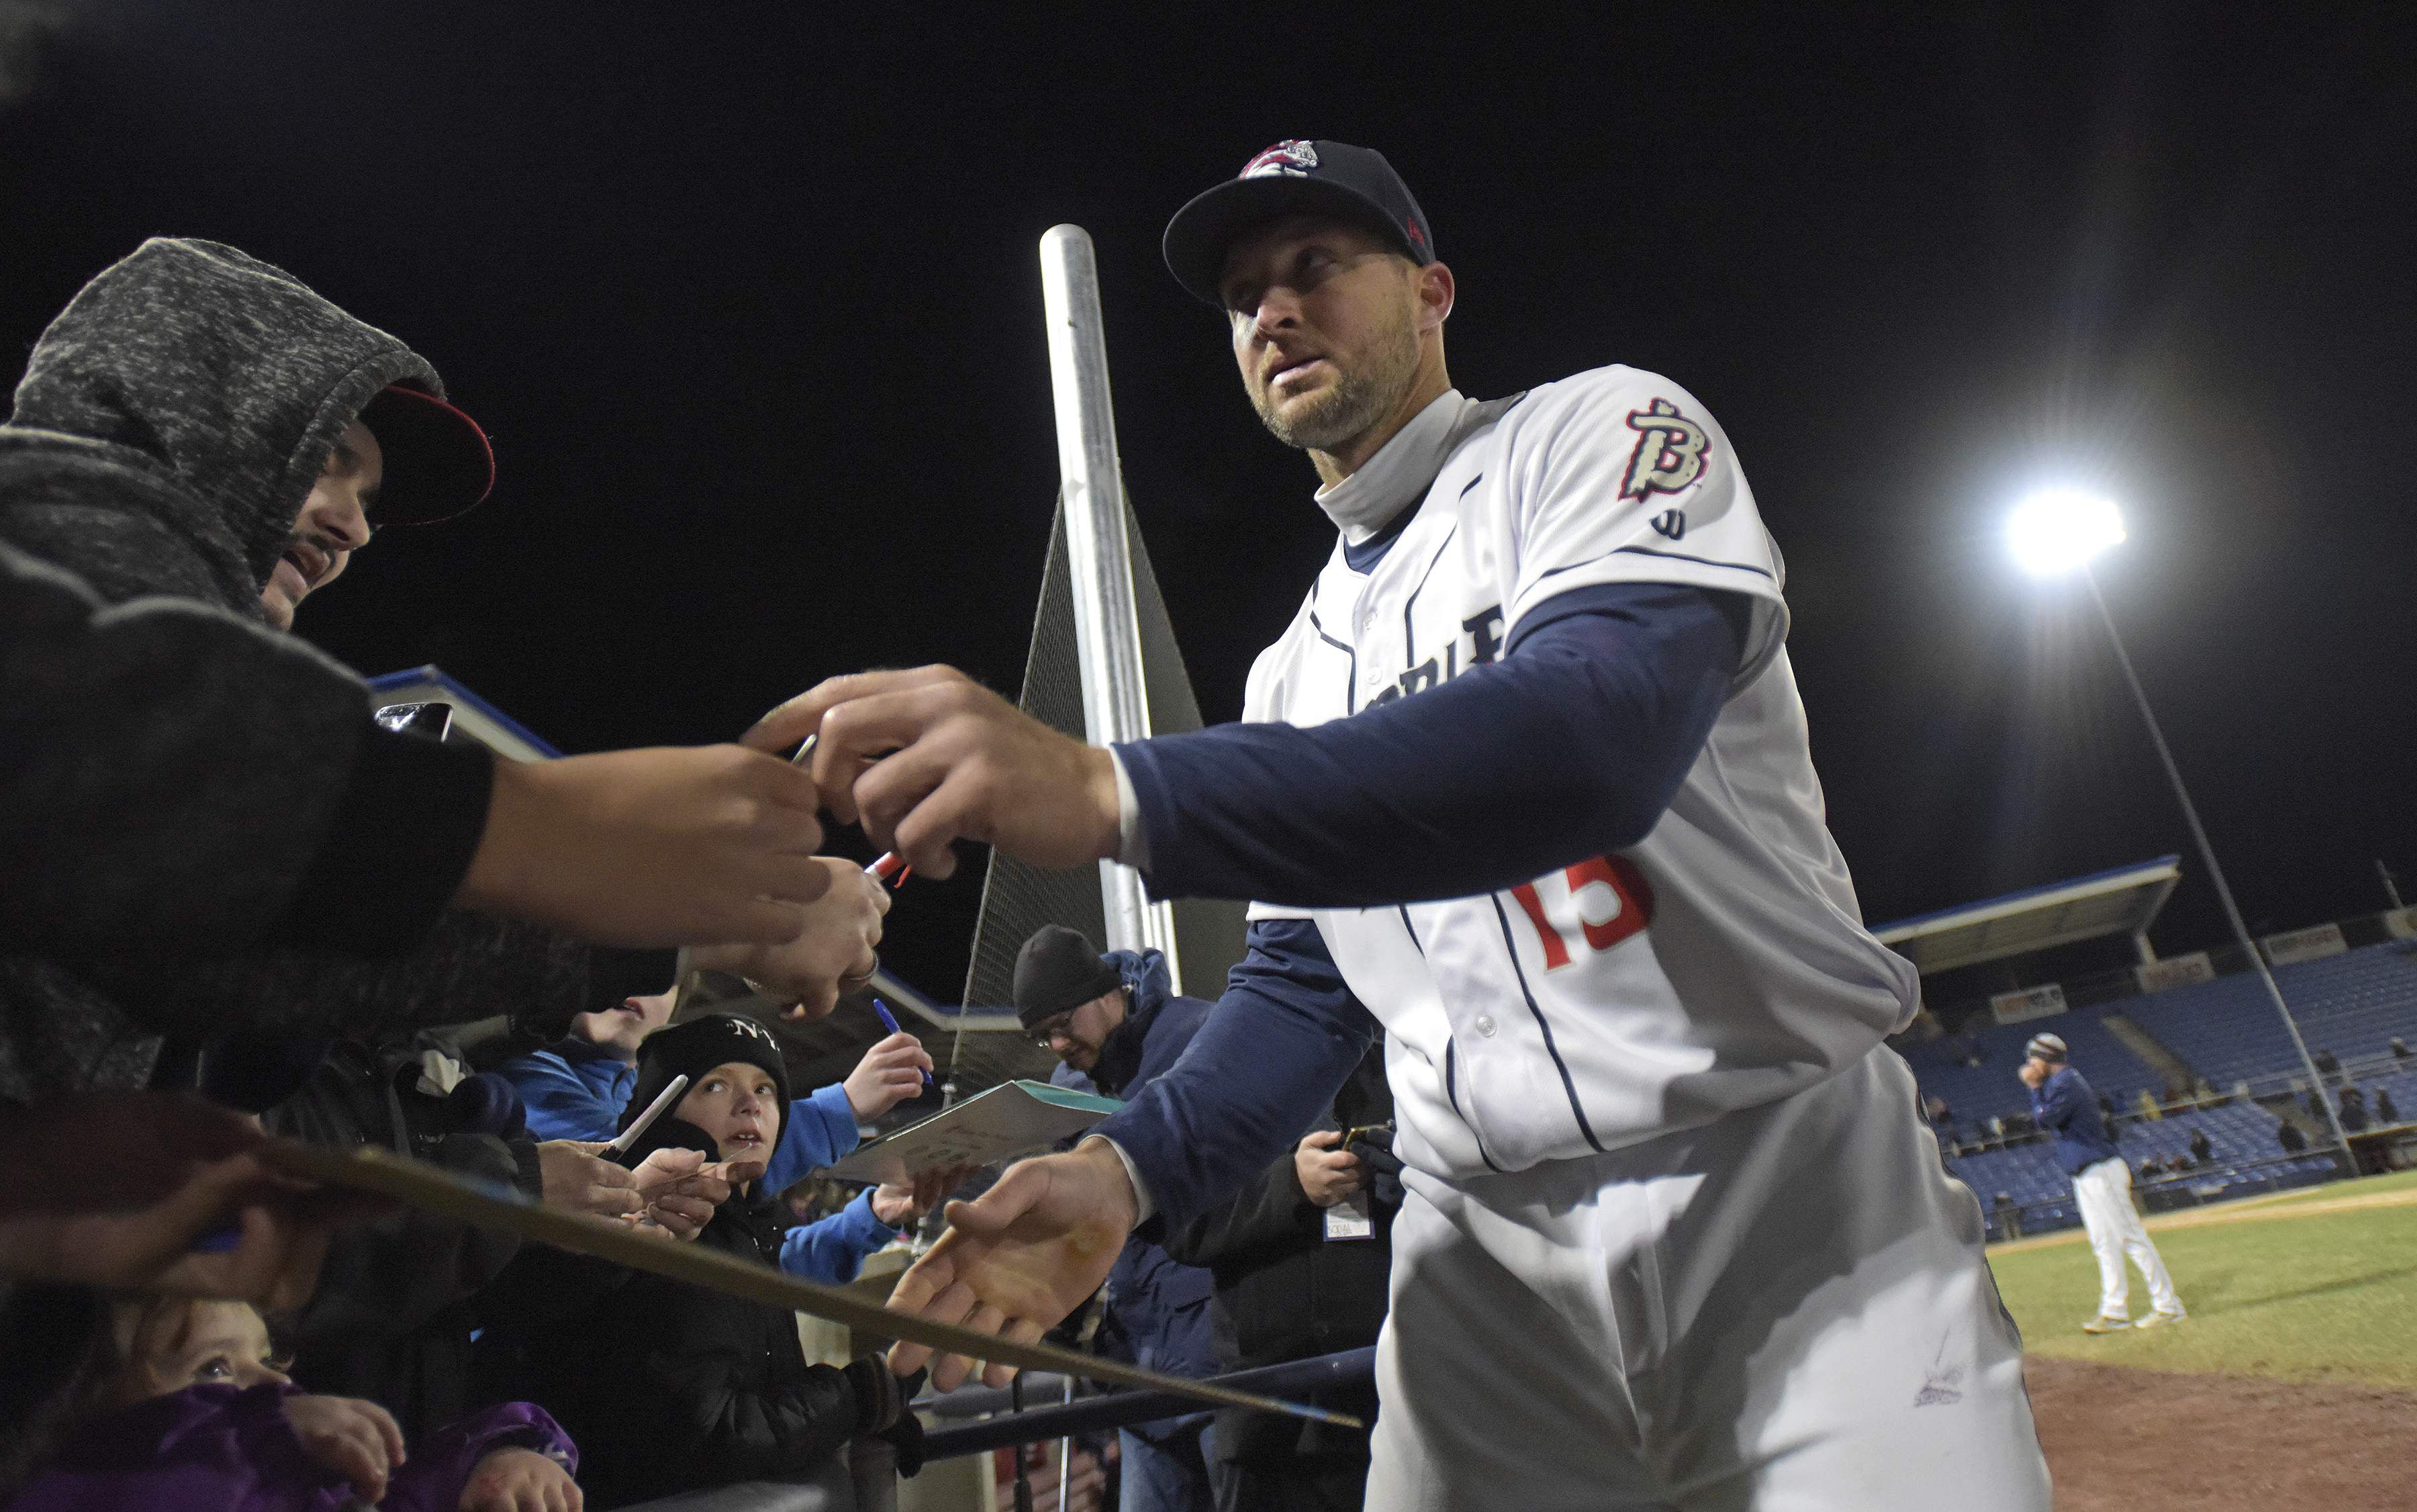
[{"xmin": 2028, "ymin": 1356, "xmax": 2416, "ymax": 1510}]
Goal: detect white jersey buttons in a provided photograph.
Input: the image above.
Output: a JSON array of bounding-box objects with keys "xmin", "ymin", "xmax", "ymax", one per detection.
[{"xmin": 1475, "ymin": 1015, "xmax": 1497, "ymax": 1037}]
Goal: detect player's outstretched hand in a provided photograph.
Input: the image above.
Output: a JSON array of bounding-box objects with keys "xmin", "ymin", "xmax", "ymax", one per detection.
[
  {"xmin": 692, "ymin": 857, "xmax": 890, "ymax": 1021},
  {"xmin": 742, "ymin": 667, "xmax": 1121, "ymax": 882},
  {"xmin": 884, "ymin": 1140, "xmax": 1138, "ymax": 1388},
  {"xmin": 455, "ymin": 745, "xmax": 830, "ymax": 948}
]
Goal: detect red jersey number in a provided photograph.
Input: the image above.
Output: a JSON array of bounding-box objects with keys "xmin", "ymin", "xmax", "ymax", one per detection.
[{"xmin": 1509, "ymin": 855, "xmax": 1656, "ymax": 970}]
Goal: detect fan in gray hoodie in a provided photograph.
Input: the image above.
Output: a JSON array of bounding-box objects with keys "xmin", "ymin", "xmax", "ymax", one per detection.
[
  {"xmin": 0, "ymin": 236, "xmax": 577, "ymax": 1102},
  {"xmin": 0, "ymin": 238, "xmax": 878, "ymax": 1102}
]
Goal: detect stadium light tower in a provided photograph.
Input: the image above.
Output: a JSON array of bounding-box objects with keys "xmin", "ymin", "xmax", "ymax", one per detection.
[{"xmin": 2008, "ymin": 489, "xmax": 2357, "ymax": 1166}]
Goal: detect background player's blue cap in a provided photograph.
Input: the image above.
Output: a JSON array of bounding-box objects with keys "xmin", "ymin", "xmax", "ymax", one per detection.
[{"xmin": 1163, "ymin": 139, "xmax": 1437, "ymax": 307}]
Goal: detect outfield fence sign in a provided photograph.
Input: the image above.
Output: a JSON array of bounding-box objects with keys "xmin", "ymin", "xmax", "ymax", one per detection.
[
  {"xmin": 2261, "ymin": 922, "xmax": 2349, "ymax": 967},
  {"xmin": 2136, "ymin": 951, "xmax": 2216, "ymax": 993},
  {"xmin": 1989, "ymin": 983, "xmax": 2069, "ymax": 1025}
]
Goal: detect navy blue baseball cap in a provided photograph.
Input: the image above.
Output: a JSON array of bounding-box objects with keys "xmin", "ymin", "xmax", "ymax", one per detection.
[{"xmin": 1163, "ymin": 139, "xmax": 1437, "ymax": 308}]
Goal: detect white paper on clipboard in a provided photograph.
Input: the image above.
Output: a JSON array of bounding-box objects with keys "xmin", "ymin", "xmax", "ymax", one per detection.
[{"xmin": 824, "ymin": 1079, "xmax": 1123, "ymax": 1185}]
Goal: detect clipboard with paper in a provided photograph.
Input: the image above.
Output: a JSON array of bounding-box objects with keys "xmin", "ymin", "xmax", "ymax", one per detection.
[{"xmin": 822, "ymin": 1079, "xmax": 1122, "ymax": 1186}]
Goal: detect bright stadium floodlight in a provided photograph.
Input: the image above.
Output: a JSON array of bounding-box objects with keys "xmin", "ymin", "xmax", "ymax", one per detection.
[
  {"xmin": 2007, "ymin": 483, "xmax": 2357, "ymax": 1166},
  {"xmin": 2007, "ymin": 488, "xmax": 2126, "ymax": 577}
]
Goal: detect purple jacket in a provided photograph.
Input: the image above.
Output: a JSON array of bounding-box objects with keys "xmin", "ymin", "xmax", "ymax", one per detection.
[{"xmin": 7, "ymin": 1384, "xmax": 575, "ymax": 1512}]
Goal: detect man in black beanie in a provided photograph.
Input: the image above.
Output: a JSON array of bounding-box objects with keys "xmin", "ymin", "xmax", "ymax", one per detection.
[
  {"xmin": 1013, "ymin": 925, "xmax": 1219, "ymax": 1512},
  {"xmin": 1014, "ymin": 924, "xmax": 1133, "ymax": 1082}
]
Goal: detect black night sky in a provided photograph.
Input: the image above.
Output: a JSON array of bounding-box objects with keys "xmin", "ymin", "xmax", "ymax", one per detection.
[{"xmin": 5, "ymin": 3, "xmax": 2412, "ymax": 1008}]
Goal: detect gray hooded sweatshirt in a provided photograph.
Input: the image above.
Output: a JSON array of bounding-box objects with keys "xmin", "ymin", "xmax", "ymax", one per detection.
[{"xmin": 0, "ymin": 239, "xmax": 583, "ymax": 1102}]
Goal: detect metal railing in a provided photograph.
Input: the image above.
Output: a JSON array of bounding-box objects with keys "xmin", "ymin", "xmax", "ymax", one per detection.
[{"xmin": 916, "ymin": 1348, "xmax": 1378, "ymax": 1462}]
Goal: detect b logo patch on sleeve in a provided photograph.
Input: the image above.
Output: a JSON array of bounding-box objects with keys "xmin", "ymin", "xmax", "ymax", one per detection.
[{"xmin": 1621, "ymin": 397, "xmax": 1711, "ymax": 500}]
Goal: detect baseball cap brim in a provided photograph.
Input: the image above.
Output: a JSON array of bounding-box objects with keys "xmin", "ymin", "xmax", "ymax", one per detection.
[
  {"xmin": 359, "ymin": 383, "xmax": 495, "ymax": 526},
  {"xmin": 1163, "ymin": 174, "xmax": 1425, "ymax": 308}
]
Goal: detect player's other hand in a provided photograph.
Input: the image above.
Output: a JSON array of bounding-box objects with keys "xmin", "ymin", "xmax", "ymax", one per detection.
[
  {"xmin": 845, "ymin": 1032, "xmax": 934, "ymax": 1121},
  {"xmin": 884, "ymin": 1139, "xmax": 1138, "ymax": 1389},
  {"xmin": 742, "ymin": 667, "xmax": 1121, "ymax": 882},
  {"xmin": 1294, "ymin": 1128, "xmax": 1367, "ymax": 1208},
  {"xmin": 693, "ymin": 859, "xmax": 890, "ymax": 1021},
  {"xmin": 455, "ymin": 745, "xmax": 829, "ymax": 949},
  {"xmin": 0, "ymin": 1092, "xmax": 357, "ymax": 1309}
]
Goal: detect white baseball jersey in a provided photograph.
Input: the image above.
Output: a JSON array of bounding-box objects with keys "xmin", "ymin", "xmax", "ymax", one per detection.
[{"xmin": 1243, "ymin": 366, "xmax": 1920, "ymax": 1182}]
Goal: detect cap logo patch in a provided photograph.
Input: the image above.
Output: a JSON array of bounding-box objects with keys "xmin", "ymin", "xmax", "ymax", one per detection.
[
  {"xmin": 726, "ymin": 1017, "xmax": 775, "ymax": 1045},
  {"xmin": 1241, "ymin": 140, "xmax": 1319, "ymax": 179}
]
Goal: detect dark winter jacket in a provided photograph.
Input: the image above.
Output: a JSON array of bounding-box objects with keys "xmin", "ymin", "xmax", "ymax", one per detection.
[
  {"xmin": 1061, "ymin": 949, "xmax": 1220, "ymax": 1444},
  {"xmin": 1162, "ymin": 1045, "xmax": 1393, "ymax": 1464},
  {"xmin": 260, "ymin": 1035, "xmax": 540, "ymax": 1442},
  {"xmin": 477, "ymin": 1115, "xmax": 877, "ymax": 1508},
  {"xmin": 0, "ymin": 238, "xmax": 577, "ymax": 1101}
]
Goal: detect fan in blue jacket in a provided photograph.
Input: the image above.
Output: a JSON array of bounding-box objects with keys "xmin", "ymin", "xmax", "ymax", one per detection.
[{"xmin": 497, "ymin": 986, "xmax": 935, "ymax": 1282}]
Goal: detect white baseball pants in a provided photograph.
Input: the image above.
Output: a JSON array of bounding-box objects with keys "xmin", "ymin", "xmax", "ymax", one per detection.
[
  {"xmin": 1362, "ymin": 1047, "xmax": 2049, "ymax": 1511},
  {"xmin": 2070, "ymin": 1156, "xmax": 2180, "ymax": 1319}
]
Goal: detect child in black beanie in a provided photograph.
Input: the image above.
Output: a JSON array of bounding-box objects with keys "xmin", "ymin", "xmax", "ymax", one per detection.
[{"xmin": 481, "ymin": 1015, "xmax": 920, "ymax": 1507}]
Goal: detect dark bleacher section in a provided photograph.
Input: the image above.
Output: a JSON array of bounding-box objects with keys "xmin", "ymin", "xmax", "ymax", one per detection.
[
  {"xmin": 1942, "ymin": 1103, "xmax": 2338, "ymax": 1234},
  {"xmin": 2122, "ymin": 942, "xmax": 2417, "ymax": 1083},
  {"xmin": 1920, "ymin": 940, "xmax": 2417, "ymax": 1235}
]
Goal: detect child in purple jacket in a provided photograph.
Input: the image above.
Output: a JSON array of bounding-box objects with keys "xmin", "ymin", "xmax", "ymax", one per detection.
[{"xmin": 6, "ymin": 1294, "xmax": 578, "ymax": 1511}]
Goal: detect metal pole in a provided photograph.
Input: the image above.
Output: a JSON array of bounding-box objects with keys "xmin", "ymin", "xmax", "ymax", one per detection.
[
  {"xmin": 1039, "ymin": 224, "xmax": 1182, "ymax": 979},
  {"xmin": 2082, "ymin": 565, "xmax": 2358, "ymax": 1168},
  {"xmin": 2379, "ymin": 859, "xmax": 2405, "ymax": 912}
]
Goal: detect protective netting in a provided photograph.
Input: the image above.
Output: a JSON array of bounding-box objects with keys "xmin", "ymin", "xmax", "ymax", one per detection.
[{"xmin": 951, "ymin": 492, "xmax": 1248, "ymax": 1096}]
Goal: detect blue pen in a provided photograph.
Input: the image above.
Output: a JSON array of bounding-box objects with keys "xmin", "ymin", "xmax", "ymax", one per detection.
[{"xmin": 871, "ymin": 998, "xmax": 935, "ymax": 1092}]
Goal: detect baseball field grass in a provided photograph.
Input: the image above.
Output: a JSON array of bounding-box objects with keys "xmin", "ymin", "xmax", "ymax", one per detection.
[{"xmin": 1984, "ymin": 1168, "xmax": 2417, "ymax": 1389}]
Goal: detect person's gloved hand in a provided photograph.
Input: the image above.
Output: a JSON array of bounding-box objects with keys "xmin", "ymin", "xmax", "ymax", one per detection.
[
  {"xmin": 880, "ymin": 1406, "xmax": 927, "ymax": 1478},
  {"xmin": 842, "ymin": 1356, "xmax": 910, "ymax": 1435}
]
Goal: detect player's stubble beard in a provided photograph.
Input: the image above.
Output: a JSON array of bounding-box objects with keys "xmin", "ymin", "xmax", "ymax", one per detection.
[{"xmin": 1247, "ymin": 286, "xmax": 1423, "ymax": 457}]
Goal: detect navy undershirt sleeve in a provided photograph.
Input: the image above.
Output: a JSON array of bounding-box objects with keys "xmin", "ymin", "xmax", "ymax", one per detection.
[
  {"xmin": 1115, "ymin": 583, "xmax": 1750, "ymax": 908},
  {"xmin": 1095, "ymin": 917, "xmax": 1375, "ymax": 1233}
]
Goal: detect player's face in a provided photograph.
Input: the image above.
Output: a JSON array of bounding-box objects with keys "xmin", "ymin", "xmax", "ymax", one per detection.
[
  {"xmin": 677, "ymin": 1059, "xmax": 781, "ymax": 1164},
  {"xmin": 2019, "ymin": 1057, "xmax": 2049, "ymax": 1088},
  {"xmin": 260, "ymin": 420, "xmax": 381, "ymax": 630},
  {"xmin": 1219, "ymin": 218, "xmax": 1425, "ymax": 455},
  {"xmin": 573, "ymin": 989, "xmax": 677, "ymax": 1060}
]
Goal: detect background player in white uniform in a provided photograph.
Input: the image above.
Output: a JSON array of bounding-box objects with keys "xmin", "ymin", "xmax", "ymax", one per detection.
[
  {"xmin": 761, "ymin": 140, "xmax": 2051, "ymax": 1509},
  {"xmin": 2022, "ymin": 1031, "xmax": 2186, "ymax": 1333}
]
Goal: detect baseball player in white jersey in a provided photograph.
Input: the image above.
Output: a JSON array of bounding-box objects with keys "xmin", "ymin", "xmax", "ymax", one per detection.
[{"xmin": 757, "ymin": 140, "xmax": 2051, "ymax": 1509}]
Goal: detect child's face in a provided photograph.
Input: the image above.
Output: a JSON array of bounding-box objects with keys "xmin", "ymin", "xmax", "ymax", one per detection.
[
  {"xmin": 115, "ymin": 1300, "xmax": 289, "ymax": 1404},
  {"xmin": 677, "ymin": 1059, "xmax": 781, "ymax": 1166}
]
